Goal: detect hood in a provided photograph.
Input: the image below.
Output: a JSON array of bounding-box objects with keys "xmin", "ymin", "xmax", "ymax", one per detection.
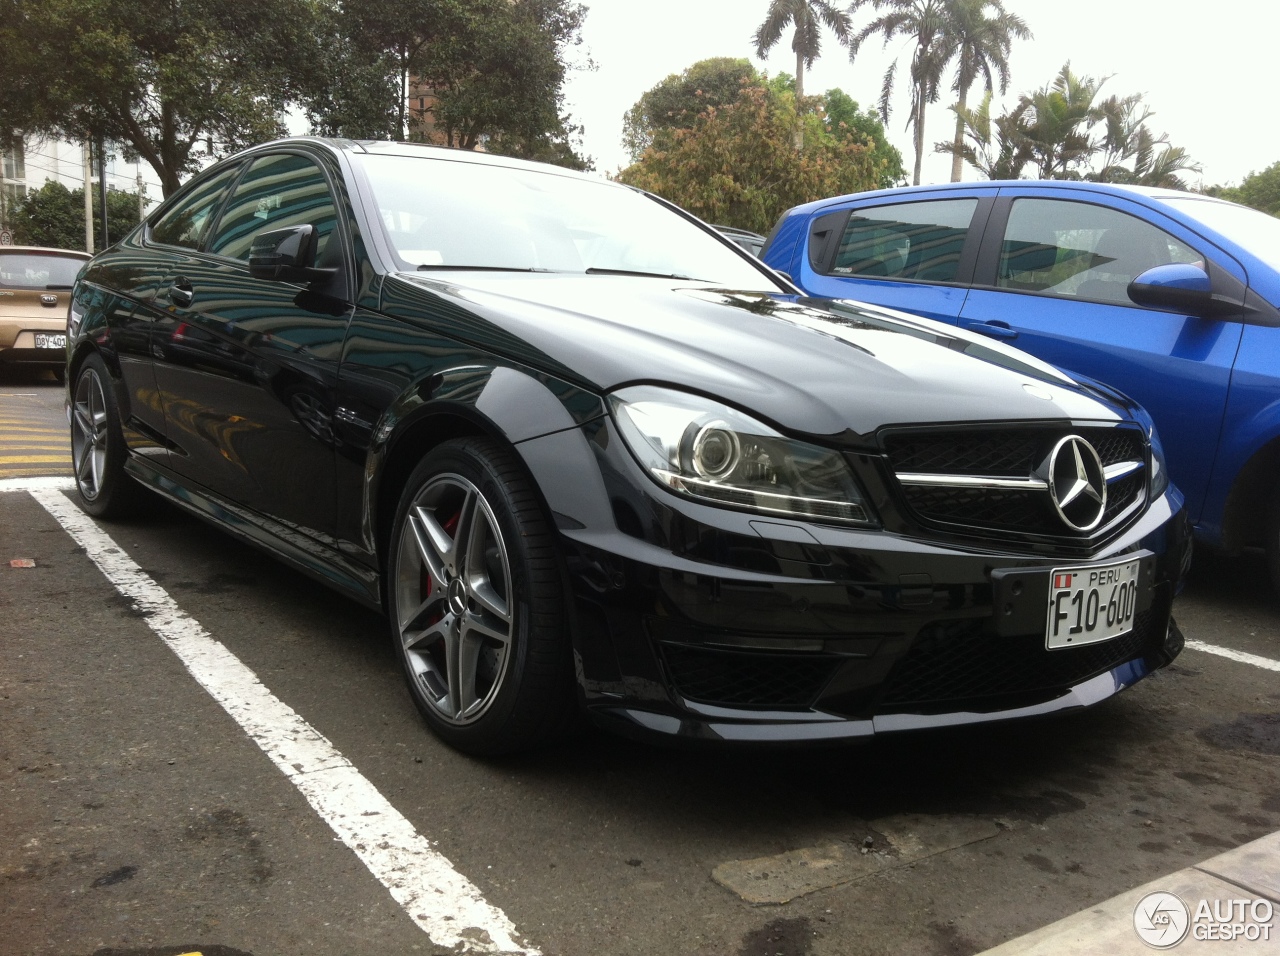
[{"xmin": 380, "ymin": 272, "xmax": 1130, "ymax": 442}]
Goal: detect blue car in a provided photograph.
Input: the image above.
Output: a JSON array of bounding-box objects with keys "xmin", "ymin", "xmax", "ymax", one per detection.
[{"xmin": 763, "ymin": 181, "xmax": 1280, "ymax": 589}]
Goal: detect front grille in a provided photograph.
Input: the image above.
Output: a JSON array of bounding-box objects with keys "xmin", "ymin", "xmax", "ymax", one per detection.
[
  {"xmin": 876, "ymin": 609, "xmax": 1154, "ymax": 711},
  {"xmin": 660, "ymin": 643, "xmax": 839, "ymax": 709},
  {"xmin": 883, "ymin": 424, "xmax": 1147, "ymax": 541}
]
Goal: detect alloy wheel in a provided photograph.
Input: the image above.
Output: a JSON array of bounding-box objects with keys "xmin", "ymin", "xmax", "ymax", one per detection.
[
  {"xmin": 71, "ymin": 366, "xmax": 109, "ymax": 501},
  {"xmin": 395, "ymin": 473, "xmax": 514, "ymax": 725}
]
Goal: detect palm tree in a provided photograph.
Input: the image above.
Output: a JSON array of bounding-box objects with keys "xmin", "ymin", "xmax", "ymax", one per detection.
[
  {"xmin": 1016, "ymin": 63, "xmax": 1108, "ymax": 179},
  {"xmin": 1090, "ymin": 96, "xmax": 1201, "ymax": 188},
  {"xmin": 753, "ymin": 0, "xmax": 853, "ymax": 105},
  {"xmin": 849, "ymin": 0, "xmax": 955, "ymax": 187},
  {"xmin": 944, "ymin": 0, "xmax": 1030, "ymax": 181},
  {"xmin": 936, "ymin": 89, "xmax": 1030, "ymax": 179}
]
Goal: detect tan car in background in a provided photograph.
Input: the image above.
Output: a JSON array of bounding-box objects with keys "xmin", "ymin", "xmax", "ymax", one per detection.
[{"xmin": 0, "ymin": 246, "xmax": 92, "ymax": 382}]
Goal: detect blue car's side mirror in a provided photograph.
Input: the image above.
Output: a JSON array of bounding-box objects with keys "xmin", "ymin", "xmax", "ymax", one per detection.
[{"xmin": 1128, "ymin": 263, "xmax": 1235, "ymax": 317}]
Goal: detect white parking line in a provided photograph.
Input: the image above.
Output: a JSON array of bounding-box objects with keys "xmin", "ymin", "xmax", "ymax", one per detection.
[
  {"xmin": 1186, "ymin": 638, "xmax": 1280, "ymax": 673},
  {"xmin": 1, "ymin": 475, "xmax": 76, "ymax": 492},
  {"xmin": 28, "ymin": 486, "xmax": 538, "ymax": 956}
]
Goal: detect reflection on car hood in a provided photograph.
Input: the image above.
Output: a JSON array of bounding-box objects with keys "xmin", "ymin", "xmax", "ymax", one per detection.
[{"xmin": 383, "ymin": 272, "xmax": 1130, "ymax": 441}]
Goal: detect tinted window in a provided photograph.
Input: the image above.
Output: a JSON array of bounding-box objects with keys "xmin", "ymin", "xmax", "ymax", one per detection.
[
  {"xmin": 829, "ymin": 199, "xmax": 976, "ymax": 282},
  {"xmin": 998, "ymin": 199, "xmax": 1201, "ymax": 304},
  {"xmin": 150, "ymin": 164, "xmax": 241, "ymax": 249},
  {"xmin": 0, "ymin": 251, "xmax": 86, "ymax": 289},
  {"xmin": 208, "ymin": 153, "xmax": 337, "ymax": 262}
]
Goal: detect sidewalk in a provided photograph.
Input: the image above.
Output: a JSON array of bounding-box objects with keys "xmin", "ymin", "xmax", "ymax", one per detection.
[{"xmin": 980, "ymin": 830, "xmax": 1280, "ymax": 953}]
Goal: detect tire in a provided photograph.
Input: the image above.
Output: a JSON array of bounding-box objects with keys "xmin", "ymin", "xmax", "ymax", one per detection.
[
  {"xmin": 70, "ymin": 353, "xmax": 144, "ymax": 518},
  {"xmin": 1267, "ymin": 487, "xmax": 1280, "ymax": 598},
  {"xmin": 386, "ymin": 437, "xmax": 574, "ymax": 755}
]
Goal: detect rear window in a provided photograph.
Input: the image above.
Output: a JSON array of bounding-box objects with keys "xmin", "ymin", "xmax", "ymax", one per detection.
[
  {"xmin": 829, "ymin": 199, "xmax": 977, "ymax": 282},
  {"xmin": 0, "ymin": 252, "xmax": 86, "ymax": 290}
]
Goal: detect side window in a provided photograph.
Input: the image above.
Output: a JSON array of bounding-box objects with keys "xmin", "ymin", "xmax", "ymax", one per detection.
[
  {"xmin": 208, "ymin": 153, "xmax": 338, "ymax": 263},
  {"xmin": 149, "ymin": 164, "xmax": 241, "ymax": 249},
  {"xmin": 828, "ymin": 199, "xmax": 977, "ymax": 282},
  {"xmin": 998, "ymin": 199, "xmax": 1201, "ymax": 305}
]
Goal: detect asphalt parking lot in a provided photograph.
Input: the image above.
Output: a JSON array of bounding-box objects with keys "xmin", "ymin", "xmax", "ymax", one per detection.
[{"xmin": 2, "ymin": 375, "xmax": 1278, "ymax": 956}]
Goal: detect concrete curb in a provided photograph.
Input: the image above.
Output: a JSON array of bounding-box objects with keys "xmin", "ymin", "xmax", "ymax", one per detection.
[{"xmin": 979, "ymin": 831, "xmax": 1280, "ymax": 953}]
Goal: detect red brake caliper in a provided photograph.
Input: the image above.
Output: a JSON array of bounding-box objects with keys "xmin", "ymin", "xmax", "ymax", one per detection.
[{"xmin": 420, "ymin": 509, "xmax": 461, "ymax": 627}]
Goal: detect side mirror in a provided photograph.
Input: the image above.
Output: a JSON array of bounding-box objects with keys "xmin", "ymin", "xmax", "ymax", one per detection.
[
  {"xmin": 1128, "ymin": 263, "xmax": 1237, "ymax": 318},
  {"xmin": 248, "ymin": 225, "xmax": 337, "ymax": 284}
]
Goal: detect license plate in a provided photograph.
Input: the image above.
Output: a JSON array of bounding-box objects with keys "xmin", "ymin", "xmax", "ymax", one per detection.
[
  {"xmin": 1045, "ymin": 558, "xmax": 1141, "ymax": 649},
  {"xmin": 34, "ymin": 333, "xmax": 66, "ymax": 349}
]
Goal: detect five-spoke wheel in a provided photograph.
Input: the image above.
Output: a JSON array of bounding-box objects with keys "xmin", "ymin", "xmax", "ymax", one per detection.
[
  {"xmin": 387, "ymin": 437, "xmax": 572, "ymax": 754},
  {"xmin": 70, "ymin": 353, "xmax": 143, "ymax": 517}
]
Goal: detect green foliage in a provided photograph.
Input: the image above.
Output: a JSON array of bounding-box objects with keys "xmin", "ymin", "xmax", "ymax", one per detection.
[
  {"xmin": 0, "ymin": 0, "xmax": 319, "ymax": 196},
  {"xmin": 753, "ymin": 0, "xmax": 853, "ymax": 101},
  {"xmin": 617, "ymin": 86, "xmax": 893, "ymax": 234},
  {"xmin": 939, "ymin": 63, "xmax": 1200, "ymax": 188},
  {"xmin": 1216, "ymin": 163, "xmax": 1280, "ymax": 216},
  {"xmin": 10, "ymin": 180, "xmax": 141, "ymax": 250},
  {"xmin": 822, "ymin": 89, "xmax": 905, "ymax": 186},
  {"xmin": 622, "ymin": 59, "xmax": 762, "ymax": 164},
  {"xmin": 304, "ymin": 0, "xmax": 590, "ymax": 169}
]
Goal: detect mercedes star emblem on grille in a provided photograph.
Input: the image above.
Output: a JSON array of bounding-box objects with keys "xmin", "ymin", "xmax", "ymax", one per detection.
[{"xmin": 1047, "ymin": 436, "xmax": 1107, "ymax": 531}]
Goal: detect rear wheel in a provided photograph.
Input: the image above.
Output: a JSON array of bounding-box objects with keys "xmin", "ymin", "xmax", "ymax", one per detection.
[
  {"xmin": 71, "ymin": 353, "xmax": 144, "ymax": 518},
  {"xmin": 386, "ymin": 437, "xmax": 573, "ymax": 755}
]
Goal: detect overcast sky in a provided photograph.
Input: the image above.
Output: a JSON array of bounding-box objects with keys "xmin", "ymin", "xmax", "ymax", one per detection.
[{"xmin": 562, "ymin": 0, "xmax": 1270, "ymax": 189}]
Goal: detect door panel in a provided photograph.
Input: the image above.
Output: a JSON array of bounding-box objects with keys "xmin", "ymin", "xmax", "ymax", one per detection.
[
  {"xmin": 961, "ymin": 195, "xmax": 1245, "ymax": 522},
  {"xmin": 151, "ymin": 152, "xmax": 348, "ymax": 542}
]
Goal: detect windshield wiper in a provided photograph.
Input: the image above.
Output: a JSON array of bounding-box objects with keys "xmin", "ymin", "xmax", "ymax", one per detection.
[
  {"xmin": 415, "ymin": 265, "xmax": 556, "ymax": 272},
  {"xmin": 585, "ymin": 267, "xmax": 706, "ymax": 281}
]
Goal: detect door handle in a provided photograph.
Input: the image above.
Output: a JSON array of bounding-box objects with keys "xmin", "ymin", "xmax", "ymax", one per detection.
[
  {"xmin": 168, "ymin": 277, "xmax": 194, "ymax": 308},
  {"xmin": 964, "ymin": 319, "xmax": 1018, "ymax": 341}
]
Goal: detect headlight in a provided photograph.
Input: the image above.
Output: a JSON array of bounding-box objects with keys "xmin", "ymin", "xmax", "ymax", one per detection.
[{"xmin": 609, "ymin": 386, "xmax": 875, "ymax": 525}]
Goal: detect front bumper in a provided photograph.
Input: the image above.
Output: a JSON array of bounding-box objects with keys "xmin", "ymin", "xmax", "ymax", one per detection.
[{"xmin": 517, "ymin": 418, "xmax": 1192, "ymax": 745}]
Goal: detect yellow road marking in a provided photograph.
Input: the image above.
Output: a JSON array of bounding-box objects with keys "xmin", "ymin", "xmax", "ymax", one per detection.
[{"xmin": 0, "ymin": 455, "xmax": 70, "ymax": 463}]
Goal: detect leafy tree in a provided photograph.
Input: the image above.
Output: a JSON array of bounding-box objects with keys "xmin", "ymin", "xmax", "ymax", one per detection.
[
  {"xmin": 10, "ymin": 180, "xmax": 141, "ymax": 250},
  {"xmin": 849, "ymin": 0, "xmax": 956, "ymax": 187},
  {"xmin": 1088, "ymin": 95, "xmax": 1200, "ymax": 188},
  {"xmin": 622, "ymin": 58, "xmax": 761, "ymax": 163},
  {"xmin": 936, "ymin": 90, "xmax": 1030, "ymax": 179},
  {"xmin": 1216, "ymin": 163, "xmax": 1280, "ymax": 215},
  {"xmin": 1015, "ymin": 63, "xmax": 1108, "ymax": 179},
  {"xmin": 0, "ymin": 0, "xmax": 320, "ymax": 197},
  {"xmin": 753, "ymin": 0, "xmax": 853, "ymax": 105},
  {"xmin": 943, "ymin": 0, "xmax": 1029, "ymax": 182},
  {"xmin": 821, "ymin": 89, "xmax": 905, "ymax": 187},
  {"xmin": 304, "ymin": 0, "xmax": 590, "ymax": 168},
  {"xmin": 427, "ymin": 0, "xmax": 591, "ymax": 167},
  {"xmin": 617, "ymin": 86, "xmax": 893, "ymax": 234}
]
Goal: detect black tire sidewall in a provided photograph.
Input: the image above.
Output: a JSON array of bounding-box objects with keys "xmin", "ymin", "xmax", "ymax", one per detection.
[
  {"xmin": 386, "ymin": 437, "xmax": 566, "ymax": 754},
  {"xmin": 73, "ymin": 352, "xmax": 138, "ymax": 518}
]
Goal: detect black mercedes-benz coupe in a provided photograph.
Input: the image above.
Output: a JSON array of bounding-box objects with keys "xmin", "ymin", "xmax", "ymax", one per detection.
[{"xmin": 68, "ymin": 139, "xmax": 1191, "ymax": 754}]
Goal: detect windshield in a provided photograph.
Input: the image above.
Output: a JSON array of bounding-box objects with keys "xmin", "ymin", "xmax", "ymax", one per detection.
[
  {"xmin": 354, "ymin": 153, "xmax": 782, "ymax": 291},
  {"xmin": 1165, "ymin": 196, "xmax": 1280, "ymax": 272},
  {"xmin": 0, "ymin": 251, "xmax": 86, "ymax": 289}
]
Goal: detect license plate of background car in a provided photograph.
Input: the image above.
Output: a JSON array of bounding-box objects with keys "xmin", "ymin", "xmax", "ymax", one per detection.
[
  {"xmin": 1045, "ymin": 557, "xmax": 1141, "ymax": 649},
  {"xmin": 34, "ymin": 333, "xmax": 66, "ymax": 349}
]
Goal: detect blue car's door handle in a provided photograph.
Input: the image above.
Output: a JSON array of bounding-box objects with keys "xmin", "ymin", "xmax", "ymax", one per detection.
[{"xmin": 964, "ymin": 319, "xmax": 1019, "ymax": 341}]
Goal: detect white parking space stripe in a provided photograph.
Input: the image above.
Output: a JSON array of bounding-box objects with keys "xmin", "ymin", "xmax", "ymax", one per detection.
[
  {"xmin": 1, "ymin": 475, "xmax": 75, "ymax": 492},
  {"xmin": 29, "ymin": 487, "xmax": 538, "ymax": 956},
  {"xmin": 1186, "ymin": 638, "xmax": 1280, "ymax": 673}
]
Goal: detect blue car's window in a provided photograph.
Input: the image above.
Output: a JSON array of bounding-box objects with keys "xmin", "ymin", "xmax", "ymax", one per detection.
[
  {"xmin": 150, "ymin": 164, "xmax": 241, "ymax": 250},
  {"xmin": 208, "ymin": 153, "xmax": 337, "ymax": 263},
  {"xmin": 998, "ymin": 199, "xmax": 1200, "ymax": 305},
  {"xmin": 1165, "ymin": 196, "xmax": 1280, "ymax": 273},
  {"xmin": 828, "ymin": 199, "xmax": 976, "ymax": 282},
  {"xmin": 353, "ymin": 153, "xmax": 782, "ymax": 290}
]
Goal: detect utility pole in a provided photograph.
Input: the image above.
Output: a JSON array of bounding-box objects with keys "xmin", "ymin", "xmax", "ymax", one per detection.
[
  {"xmin": 136, "ymin": 171, "xmax": 145, "ymax": 221},
  {"xmin": 95, "ymin": 136, "xmax": 108, "ymax": 250},
  {"xmin": 82, "ymin": 142, "xmax": 93, "ymax": 254}
]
